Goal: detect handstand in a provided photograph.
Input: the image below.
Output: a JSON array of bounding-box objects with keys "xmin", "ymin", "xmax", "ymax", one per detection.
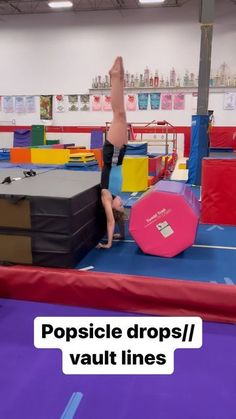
[{"xmin": 97, "ymin": 56, "xmax": 128, "ymax": 249}]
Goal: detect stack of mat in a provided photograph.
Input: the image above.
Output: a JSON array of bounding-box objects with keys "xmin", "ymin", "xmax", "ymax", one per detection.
[
  {"xmin": 13, "ymin": 130, "xmax": 32, "ymax": 148},
  {"xmin": 65, "ymin": 152, "xmax": 99, "ymax": 171},
  {"xmin": 0, "ymin": 170, "xmax": 106, "ymax": 268}
]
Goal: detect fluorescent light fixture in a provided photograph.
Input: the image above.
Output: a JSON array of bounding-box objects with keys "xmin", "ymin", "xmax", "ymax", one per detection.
[
  {"xmin": 139, "ymin": 0, "xmax": 165, "ymax": 3},
  {"xmin": 48, "ymin": 1, "xmax": 73, "ymax": 8}
]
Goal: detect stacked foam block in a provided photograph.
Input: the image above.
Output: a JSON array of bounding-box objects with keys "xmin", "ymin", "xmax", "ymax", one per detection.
[
  {"xmin": 122, "ymin": 156, "xmax": 148, "ymax": 192},
  {"xmin": 69, "ymin": 148, "xmax": 103, "ymax": 168},
  {"xmin": 125, "ymin": 143, "xmax": 163, "ymax": 187},
  {"xmin": 65, "ymin": 152, "xmax": 99, "ymax": 171},
  {"xmin": 0, "ymin": 170, "xmax": 106, "ymax": 267}
]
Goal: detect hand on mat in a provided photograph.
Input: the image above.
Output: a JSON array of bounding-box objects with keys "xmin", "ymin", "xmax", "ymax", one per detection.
[
  {"xmin": 96, "ymin": 242, "xmax": 111, "ymax": 249},
  {"xmin": 113, "ymin": 233, "xmax": 124, "ymax": 240}
]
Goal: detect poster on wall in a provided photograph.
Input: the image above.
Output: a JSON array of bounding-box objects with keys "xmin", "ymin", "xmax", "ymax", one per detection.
[
  {"xmin": 150, "ymin": 93, "xmax": 161, "ymax": 110},
  {"xmin": 102, "ymin": 95, "xmax": 112, "ymax": 111},
  {"xmin": 126, "ymin": 94, "xmax": 137, "ymax": 111},
  {"xmin": 161, "ymin": 94, "xmax": 172, "ymax": 110},
  {"xmin": 92, "ymin": 95, "xmax": 102, "ymax": 111},
  {"xmin": 223, "ymin": 92, "xmax": 236, "ymax": 110},
  {"xmin": 3, "ymin": 96, "xmax": 14, "ymax": 113},
  {"xmin": 25, "ymin": 96, "xmax": 36, "ymax": 113},
  {"xmin": 80, "ymin": 94, "xmax": 90, "ymax": 111},
  {"xmin": 55, "ymin": 95, "xmax": 65, "ymax": 112},
  {"xmin": 68, "ymin": 95, "xmax": 79, "ymax": 111},
  {"xmin": 15, "ymin": 96, "xmax": 25, "ymax": 113},
  {"xmin": 138, "ymin": 93, "xmax": 149, "ymax": 110},
  {"xmin": 173, "ymin": 93, "xmax": 185, "ymax": 110},
  {"xmin": 40, "ymin": 95, "xmax": 53, "ymax": 120}
]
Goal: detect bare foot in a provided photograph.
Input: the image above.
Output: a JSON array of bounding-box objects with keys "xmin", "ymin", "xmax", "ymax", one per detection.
[{"xmin": 109, "ymin": 56, "xmax": 124, "ymax": 81}]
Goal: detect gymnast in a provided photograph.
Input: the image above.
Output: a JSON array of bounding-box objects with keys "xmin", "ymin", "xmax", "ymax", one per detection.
[{"xmin": 97, "ymin": 56, "xmax": 128, "ymax": 249}]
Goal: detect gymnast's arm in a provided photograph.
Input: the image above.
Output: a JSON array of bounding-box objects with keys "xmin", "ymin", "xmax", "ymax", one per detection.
[
  {"xmin": 114, "ymin": 216, "xmax": 125, "ymax": 240},
  {"xmin": 97, "ymin": 189, "xmax": 115, "ymax": 249}
]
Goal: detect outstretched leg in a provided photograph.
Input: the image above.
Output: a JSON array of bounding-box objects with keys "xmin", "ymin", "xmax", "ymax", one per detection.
[
  {"xmin": 108, "ymin": 56, "xmax": 127, "ymax": 149},
  {"xmin": 117, "ymin": 144, "xmax": 127, "ymax": 166},
  {"xmin": 100, "ymin": 139, "xmax": 114, "ymax": 189}
]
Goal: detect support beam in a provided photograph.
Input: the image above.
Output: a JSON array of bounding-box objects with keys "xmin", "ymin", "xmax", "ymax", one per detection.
[
  {"xmin": 197, "ymin": 0, "xmax": 215, "ymax": 114},
  {"xmin": 187, "ymin": 0, "xmax": 215, "ymax": 186}
]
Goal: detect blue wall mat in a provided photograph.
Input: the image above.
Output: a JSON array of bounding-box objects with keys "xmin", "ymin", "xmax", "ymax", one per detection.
[{"xmin": 188, "ymin": 115, "xmax": 209, "ymax": 185}]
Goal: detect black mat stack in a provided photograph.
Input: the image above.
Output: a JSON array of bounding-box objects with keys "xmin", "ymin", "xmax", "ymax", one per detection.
[{"xmin": 0, "ymin": 170, "xmax": 106, "ymax": 268}]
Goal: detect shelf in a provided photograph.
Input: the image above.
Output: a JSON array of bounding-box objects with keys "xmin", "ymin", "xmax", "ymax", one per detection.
[{"xmin": 89, "ymin": 86, "xmax": 236, "ymax": 94}]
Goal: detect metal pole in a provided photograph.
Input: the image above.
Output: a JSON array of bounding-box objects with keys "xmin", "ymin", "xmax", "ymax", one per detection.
[{"xmin": 197, "ymin": 0, "xmax": 215, "ymax": 114}]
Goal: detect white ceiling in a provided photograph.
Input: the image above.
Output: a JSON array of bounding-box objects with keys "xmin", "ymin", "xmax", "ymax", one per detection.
[{"xmin": 0, "ymin": 0, "xmax": 192, "ymax": 15}]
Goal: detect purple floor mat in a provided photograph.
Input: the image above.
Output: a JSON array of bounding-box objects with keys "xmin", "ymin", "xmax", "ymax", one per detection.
[{"xmin": 0, "ymin": 298, "xmax": 236, "ymax": 419}]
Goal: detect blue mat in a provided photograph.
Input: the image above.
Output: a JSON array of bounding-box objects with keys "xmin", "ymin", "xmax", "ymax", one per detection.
[
  {"xmin": 77, "ymin": 224, "xmax": 236, "ymax": 285},
  {"xmin": 0, "ymin": 162, "xmax": 17, "ymax": 169},
  {"xmin": 119, "ymin": 185, "xmax": 200, "ymax": 208}
]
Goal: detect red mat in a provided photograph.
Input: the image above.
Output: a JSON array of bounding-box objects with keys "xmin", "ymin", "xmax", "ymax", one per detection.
[{"xmin": 0, "ymin": 265, "xmax": 236, "ymax": 324}]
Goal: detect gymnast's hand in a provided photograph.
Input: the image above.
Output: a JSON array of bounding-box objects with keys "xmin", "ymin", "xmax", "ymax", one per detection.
[{"xmin": 96, "ymin": 242, "xmax": 112, "ymax": 249}]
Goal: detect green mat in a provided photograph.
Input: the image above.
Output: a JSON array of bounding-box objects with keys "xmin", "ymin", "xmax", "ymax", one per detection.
[{"xmin": 31, "ymin": 125, "xmax": 45, "ymax": 146}]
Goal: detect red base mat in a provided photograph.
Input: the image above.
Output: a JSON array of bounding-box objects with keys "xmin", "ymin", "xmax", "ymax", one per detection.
[
  {"xmin": 0, "ymin": 265, "xmax": 236, "ymax": 324},
  {"xmin": 201, "ymin": 158, "xmax": 236, "ymax": 225}
]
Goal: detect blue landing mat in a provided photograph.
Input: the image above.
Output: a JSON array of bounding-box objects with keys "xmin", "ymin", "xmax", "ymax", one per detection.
[
  {"xmin": 77, "ymin": 224, "xmax": 236, "ymax": 285},
  {"xmin": 120, "ymin": 184, "xmax": 201, "ymax": 208}
]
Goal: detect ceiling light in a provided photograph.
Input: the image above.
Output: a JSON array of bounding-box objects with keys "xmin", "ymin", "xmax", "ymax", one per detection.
[
  {"xmin": 48, "ymin": 1, "xmax": 73, "ymax": 8},
  {"xmin": 139, "ymin": 0, "xmax": 165, "ymax": 4}
]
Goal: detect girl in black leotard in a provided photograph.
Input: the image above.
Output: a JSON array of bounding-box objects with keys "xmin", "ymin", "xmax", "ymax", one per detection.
[{"xmin": 97, "ymin": 57, "xmax": 127, "ymax": 249}]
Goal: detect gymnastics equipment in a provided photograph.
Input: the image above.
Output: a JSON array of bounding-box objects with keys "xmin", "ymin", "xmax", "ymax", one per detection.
[
  {"xmin": 69, "ymin": 152, "xmax": 96, "ymax": 163},
  {"xmin": 31, "ymin": 149, "xmax": 70, "ymax": 165},
  {"xmin": 178, "ymin": 162, "xmax": 187, "ymax": 169},
  {"xmin": 187, "ymin": 115, "xmax": 209, "ymax": 185},
  {"xmin": 45, "ymin": 139, "xmax": 60, "ymax": 145},
  {"xmin": 129, "ymin": 180, "xmax": 200, "ymax": 257},
  {"xmin": 69, "ymin": 148, "xmax": 103, "ymax": 168},
  {"xmin": 10, "ymin": 147, "xmax": 32, "ymax": 164},
  {"xmin": 0, "ymin": 149, "xmax": 10, "ymax": 161},
  {"xmin": 125, "ymin": 120, "xmax": 177, "ymax": 179},
  {"xmin": 201, "ymin": 157, "xmax": 236, "ymax": 225},
  {"xmin": 148, "ymin": 155, "xmax": 163, "ymax": 176},
  {"xmin": 148, "ymin": 155, "xmax": 163, "ymax": 186},
  {"xmin": 122, "ymin": 156, "xmax": 148, "ymax": 192},
  {"xmin": 31, "ymin": 125, "xmax": 45, "ymax": 146},
  {"xmin": 0, "ymin": 170, "xmax": 106, "ymax": 267},
  {"xmin": 125, "ymin": 142, "xmax": 148, "ymax": 156},
  {"xmin": 13, "ymin": 129, "xmax": 31, "ymax": 147},
  {"xmin": 90, "ymin": 130, "xmax": 103, "ymax": 149}
]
